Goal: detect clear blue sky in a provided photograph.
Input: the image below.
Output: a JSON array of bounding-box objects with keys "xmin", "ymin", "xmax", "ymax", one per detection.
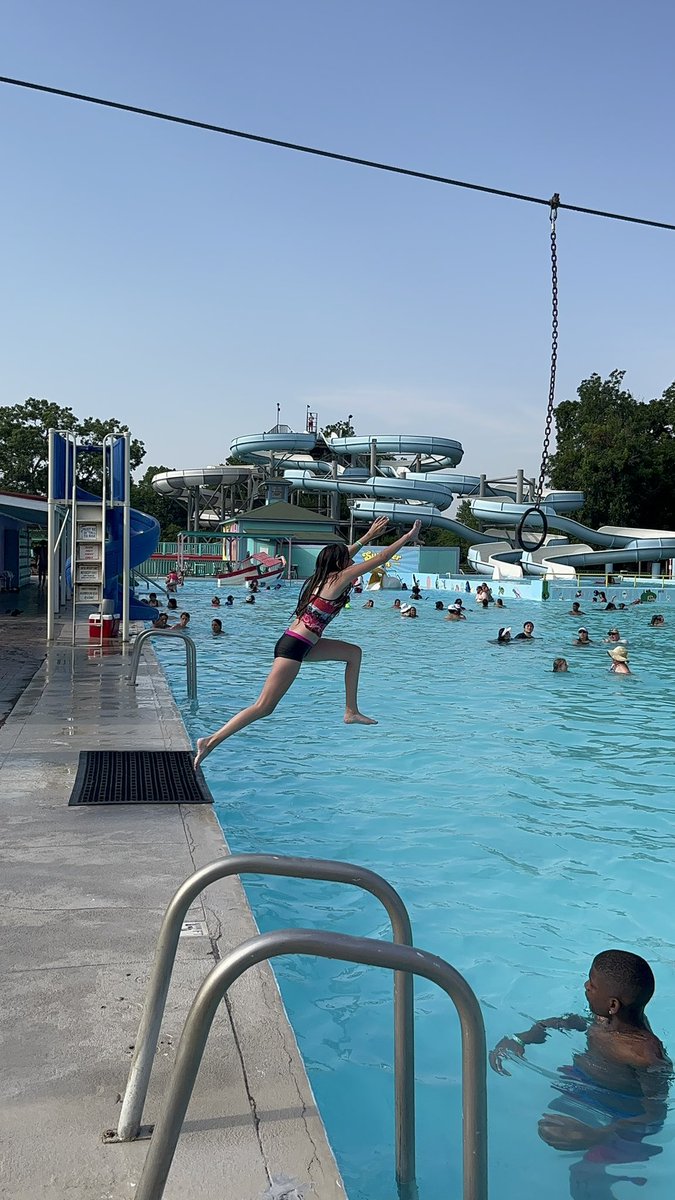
[{"xmin": 2, "ymin": 0, "xmax": 674, "ymax": 481}]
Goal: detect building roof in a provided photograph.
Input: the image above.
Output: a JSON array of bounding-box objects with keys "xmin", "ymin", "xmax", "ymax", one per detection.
[
  {"xmin": 233, "ymin": 500, "xmax": 338, "ymax": 526},
  {"xmin": 226, "ymin": 499, "xmax": 345, "ymax": 544},
  {"xmin": 0, "ymin": 491, "xmax": 49, "ymax": 527}
]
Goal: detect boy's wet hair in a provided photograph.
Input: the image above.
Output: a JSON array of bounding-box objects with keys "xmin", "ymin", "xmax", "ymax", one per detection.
[{"xmin": 593, "ymin": 949, "xmax": 655, "ymax": 1007}]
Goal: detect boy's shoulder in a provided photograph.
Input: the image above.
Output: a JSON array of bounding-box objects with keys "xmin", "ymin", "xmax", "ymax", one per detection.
[{"xmin": 614, "ymin": 1028, "xmax": 668, "ymax": 1069}]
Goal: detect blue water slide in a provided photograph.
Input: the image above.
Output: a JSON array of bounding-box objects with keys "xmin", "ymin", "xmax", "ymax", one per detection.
[
  {"xmin": 469, "ymin": 498, "xmax": 675, "ymax": 571},
  {"xmin": 351, "ymin": 500, "xmax": 499, "ymax": 544},
  {"xmin": 327, "ymin": 434, "xmax": 463, "ymax": 469},
  {"xmin": 67, "ymin": 489, "xmax": 160, "ymax": 619},
  {"xmin": 470, "ymin": 499, "xmax": 675, "ymax": 549},
  {"xmin": 413, "ymin": 471, "xmax": 517, "ymax": 498},
  {"xmin": 523, "ymin": 539, "xmax": 675, "ymax": 573},
  {"xmin": 230, "ymin": 432, "xmax": 319, "ymax": 463},
  {"xmin": 283, "ymin": 470, "xmax": 456, "ymax": 509}
]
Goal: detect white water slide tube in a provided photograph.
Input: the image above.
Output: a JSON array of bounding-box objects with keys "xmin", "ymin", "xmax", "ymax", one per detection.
[{"xmin": 152, "ymin": 466, "xmax": 259, "ymax": 497}]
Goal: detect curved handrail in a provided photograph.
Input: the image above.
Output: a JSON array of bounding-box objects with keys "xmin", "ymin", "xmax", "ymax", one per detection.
[
  {"xmin": 127, "ymin": 628, "xmax": 197, "ymax": 701},
  {"xmin": 134, "ymin": 929, "xmax": 488, "ymax": 1200},
  {"xmin": 116, "ymin": 853, "xmax": 415, "ymax": 1186}
]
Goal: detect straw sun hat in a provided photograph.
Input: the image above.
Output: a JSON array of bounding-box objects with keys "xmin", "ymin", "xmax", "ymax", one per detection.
[{"xmin": 607, "ymin": 645, "xmax": 629, "ymax": 663}]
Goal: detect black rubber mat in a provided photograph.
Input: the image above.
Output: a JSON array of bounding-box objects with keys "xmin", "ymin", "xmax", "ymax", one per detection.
[{"xmin": 68, "ymin": 750, "xmax": 212, "ymax": 806}]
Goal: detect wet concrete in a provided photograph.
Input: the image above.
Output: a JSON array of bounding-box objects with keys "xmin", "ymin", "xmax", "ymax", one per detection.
[{"xmin": 0, "ymin": 610, "xmax": 344, "ymax": 1200}]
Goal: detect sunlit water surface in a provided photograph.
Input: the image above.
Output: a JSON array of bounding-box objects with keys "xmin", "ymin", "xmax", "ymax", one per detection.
[{"xmin": 156, "ymin": 584, "xmax": 675, "ymax": 1200}]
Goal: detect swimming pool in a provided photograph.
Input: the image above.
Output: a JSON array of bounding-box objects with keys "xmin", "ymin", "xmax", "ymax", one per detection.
[{"xmin": 156, "ymin": 584, "xmax": 675, "ymax": 1199}]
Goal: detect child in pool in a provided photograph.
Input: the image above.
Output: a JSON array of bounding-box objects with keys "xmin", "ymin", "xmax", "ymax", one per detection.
[{"xmin": 490, "ymin": 950, "xmax": 670, "ymax": 1170}]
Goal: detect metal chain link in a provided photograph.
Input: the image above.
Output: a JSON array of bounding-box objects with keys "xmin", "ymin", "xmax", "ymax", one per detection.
[{"xmin": 535, "ymin": 194, "xmax": 560, "ymax": 506}]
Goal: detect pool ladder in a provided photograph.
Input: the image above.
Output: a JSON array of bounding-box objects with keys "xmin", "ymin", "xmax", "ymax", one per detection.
[
  {"xmin": 113, "ymin": 852, "xmax": 488, "ymax": 1200},
  {"xmin": 127, "ymin": 628, "xmax": 197, "ymax": 702}
]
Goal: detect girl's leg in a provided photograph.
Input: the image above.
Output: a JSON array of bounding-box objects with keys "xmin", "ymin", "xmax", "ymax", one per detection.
[
  {"xmin": 194, "ymin": 657, "xmax": 301, "ymax": 768},
  {"xmin": 304, "ymin": 638, "xmax": 377, "ymax": 725}
]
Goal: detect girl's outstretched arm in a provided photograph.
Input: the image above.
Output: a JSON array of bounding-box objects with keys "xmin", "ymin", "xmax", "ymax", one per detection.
[
  {"xmin": 338, "ymin": 520, "xmax": 422, "ymax": 587},
  {"xmin": 348, "ymin": 516, "xmax": 390, "ymax": 558}
]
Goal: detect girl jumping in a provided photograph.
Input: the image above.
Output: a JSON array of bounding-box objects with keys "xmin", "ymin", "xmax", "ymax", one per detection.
[{"xmin": 193, "ymin": 516, "xmax": 421, "ymax": 768}]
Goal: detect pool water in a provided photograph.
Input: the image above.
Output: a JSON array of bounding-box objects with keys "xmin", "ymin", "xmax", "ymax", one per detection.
[{"xmin": 156, "ymin": 584, "xmax": 675, "ymax": 1200}]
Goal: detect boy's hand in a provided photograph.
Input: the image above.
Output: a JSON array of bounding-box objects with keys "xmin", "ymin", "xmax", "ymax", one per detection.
[
  {"xmin": 489, "ymin": 1037, "xmax": 525, "ymax": 1076},
  {"xmin": 406, "ymin": 519, "xmax": 422, "ymax": 541}
]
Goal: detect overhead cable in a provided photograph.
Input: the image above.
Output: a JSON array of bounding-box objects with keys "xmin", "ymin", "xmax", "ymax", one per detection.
[{"xmin": 1, "ymin": 74, "xmax": 674, "ymax": 232}]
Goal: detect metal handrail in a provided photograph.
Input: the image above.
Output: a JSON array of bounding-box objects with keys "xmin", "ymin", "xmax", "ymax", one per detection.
[
  {"xmin": 134, "ymin": 929, "xmax": 488, "ymax": 1200},
  {"xmin": 116, "ymin": 853, "xmax": 415, "ymax": 1187},
  {"xmin": 127, "ymin": 628, "xmax": 197, "ymax": 701}
]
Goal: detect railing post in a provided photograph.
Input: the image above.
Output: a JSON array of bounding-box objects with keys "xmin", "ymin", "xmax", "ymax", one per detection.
[
  {"xmin": 116, "ymin": 854, "xmax": 415, "ymax": 1187},
  {"xmin": 134, "ymin": 930, "xmax": 488, "ymax": 1200}
]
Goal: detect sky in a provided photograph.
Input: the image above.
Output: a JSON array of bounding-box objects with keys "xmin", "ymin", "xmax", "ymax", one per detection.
[{"xmin": 2, "ymin": 0, "xmax": 675, "ymax": 483}]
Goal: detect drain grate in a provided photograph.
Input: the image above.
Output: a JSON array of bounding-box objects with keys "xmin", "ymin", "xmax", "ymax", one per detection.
[{"xmin": 68, "ymin": 750, "xmax": 212, "ymax": 806}]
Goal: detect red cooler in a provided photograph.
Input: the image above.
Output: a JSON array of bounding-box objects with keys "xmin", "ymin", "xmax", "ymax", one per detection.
[{"xmin": 88, "ymin": 613, "xmax": 120, "ymax": 638}]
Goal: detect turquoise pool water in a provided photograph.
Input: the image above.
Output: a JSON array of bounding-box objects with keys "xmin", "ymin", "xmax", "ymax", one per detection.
[{"xmin": 155, "ymin": 584, "xmax": 675, "ymax": 1200}]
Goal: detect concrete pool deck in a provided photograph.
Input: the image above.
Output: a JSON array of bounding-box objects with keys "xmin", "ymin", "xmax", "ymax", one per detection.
[{"xmin": 0, "ymin": 611, "xmax": 344, "ymax": 1200}]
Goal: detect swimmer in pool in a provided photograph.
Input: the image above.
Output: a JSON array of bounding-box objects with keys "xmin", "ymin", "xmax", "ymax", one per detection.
[
  {"xmin": 363, "ymin": 598, "xmax": 375, "ymax": 609},
  {"xmin": 608, "ymin": 645, "xmax": 631, "ymax": 674},
  {"xmin": 490, "ymin": 950, "xmax": 671, "ymax": 1194},
  {"xmin": 569, "ymin": 602, "xmax": 585, "ymax": 617},
  {"xmin": 446, "ymin": 600, "xmax": 467, "ymax": 621},
  {"xmin": 553, "ymin": 658, "xmax": 569, "ymax": 672},
  {"xmin": 194, "ymin": 518, "xmax": 421, "ymax": 768},
  {"xmin": 574, "ymin": 627, "xmax": 592, "ymax": 646},
  {"xmin": 514, "ymin": 621, "xmax": 535, "ymax": 640}
]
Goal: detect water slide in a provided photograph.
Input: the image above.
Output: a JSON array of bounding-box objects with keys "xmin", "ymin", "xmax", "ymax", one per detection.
[
  {"xmin": 66, "ymin": 488, "xmax": 160, "ymax": 619},
  {"xmin": 227, "ymin": 431, "xmax": 586, "ymax": 569},
  {"xmin": 469, "ymin": 498, "xmax": 675, "ymax": 576},
  {"xmin": 166, "ymin": 428, "xmax": 675, "ymax": 577},
  {"xmin": 151, "ymin": 465, "xmax": 261, "ymax": 496}
]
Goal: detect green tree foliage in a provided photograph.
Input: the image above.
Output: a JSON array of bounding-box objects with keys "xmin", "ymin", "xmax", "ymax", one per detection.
[
  {"xmin": 0, "ymin": 398, "xmax": 78, "ymax": 494},
  {"xmin": 0, "ymin": 398, "xmax": 145, "ymax": 496},
  {"xmin": 547, "ymin": 371, "xmax": 675, "ymax": 529},
  {"xmin": 77, "ymin": 417, "xmax": 145, "ymax": 491},
  {"xmin": 321, "ymin": 418, "xmax": 356, "ymax": 439},
  {"xmin": 130, "ymin": 466, "xmax": 186, "ymax": 539}
]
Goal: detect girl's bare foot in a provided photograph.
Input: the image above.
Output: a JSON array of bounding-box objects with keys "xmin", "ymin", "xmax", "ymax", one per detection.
[
  {"xmin": 193, "ymin": 737, "xmax": 212, "ymax": 770},
  {"xmin": 344, "ymin": 710, "xmax": 378, "ymax": 726}
]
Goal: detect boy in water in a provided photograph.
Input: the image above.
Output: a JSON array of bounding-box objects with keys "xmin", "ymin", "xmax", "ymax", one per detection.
[{"xmin": 490, "ymin": 950, "xmax": 670, "ymax": 1192}]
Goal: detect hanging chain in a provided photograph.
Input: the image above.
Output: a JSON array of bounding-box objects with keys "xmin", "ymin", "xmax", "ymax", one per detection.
[{"xmin": 535, "ymin": 194, "xmax": 560, "ymax": 506}]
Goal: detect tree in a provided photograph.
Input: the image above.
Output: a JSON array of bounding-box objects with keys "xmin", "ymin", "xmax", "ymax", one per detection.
[
  {"xmin": 0, "ymin": 398, "xmax": 78, "ymax": 494},
  {"xmin": 547, "ymin": 371, "xmax": 675, "ymax": 529},
  {"xmin": 130, "ymin": 466, "xmax": 186, "ymax": 539},
  {"xmin": 321, "ymin": 418, "xmax": 356, "ymax": 439},
  {"xmin": 77, "ymin": 417, "xmax": 145, "ymax": 492},
  {"xmin": 0, "ymin": 398, "xmax": 145, "ymax": 496}
]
